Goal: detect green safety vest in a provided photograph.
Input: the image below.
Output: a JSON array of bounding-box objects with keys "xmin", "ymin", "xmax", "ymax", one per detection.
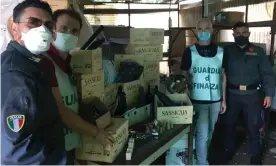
[
  {"xmin": 46, "ymin": 55, "xmax": 81, "ymax": 151},
  {"xmin": 188, "ymin": 45, "xmax": 224, "ymax": 101}
]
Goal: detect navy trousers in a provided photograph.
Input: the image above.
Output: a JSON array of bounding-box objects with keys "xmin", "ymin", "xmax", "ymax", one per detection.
[{"xmin": 222, "ymin": 92, "xmax": 262, "ymax": 156}]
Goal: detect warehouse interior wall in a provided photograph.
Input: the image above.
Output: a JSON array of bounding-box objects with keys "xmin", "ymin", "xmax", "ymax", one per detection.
[
  {"xmin": 170, "ymin": 0, "xmax": 276, "ymax": 58},
  {"xmin": 81, "ymin": 0, "xmax": 275, "ymax": 75},
  {"xmin": 220, "ymin": 2, "xmax": 276, "ymax": 55}
]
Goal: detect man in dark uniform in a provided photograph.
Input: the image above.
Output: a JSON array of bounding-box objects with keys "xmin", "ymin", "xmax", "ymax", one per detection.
[
  {"xmin": 222, "ymin": 22, "xmax": 275, "ymax": 164},
  {"xmin": 1, "ymin": 0, "xmax": 67, "ymax": 164}
]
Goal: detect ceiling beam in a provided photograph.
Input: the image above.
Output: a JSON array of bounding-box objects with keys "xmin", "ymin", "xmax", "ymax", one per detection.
[
  {"xmin": 79, "ymin": 0, "xmax": 176, "ymax": 5},
  {"xmin": 84, "ymin": 8, "xmax": 178, "ymax": 14}
]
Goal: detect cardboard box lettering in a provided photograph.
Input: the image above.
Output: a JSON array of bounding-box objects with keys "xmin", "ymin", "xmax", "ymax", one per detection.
[
  {"xmin": 156, "ymin": 93, "xmax": 193, "ymax": 124},
  {"xmin": 74, "ymin": 70, "xmax": 104, "ymax": 99},
  {"xmin": 119, "ymin": 80, "xmax": 142, "ymax": 108},
  {"xmin": 70, "ymin": 48, "xmax": 102, "ymax": 74},
  {"xmin": 75, "ymin": 118, "xmax": 129, "ymax": 163},
  {"xmin": 103, "ymin": 84, "xmax": 118, "ymax": 108},
  {"xmin": 126, "ymin": 45, "xmax": 163, "ymax": 61},
  {"xmin": 143, "ymin": 62, "xmax": 160, "ymax": 81},
  {"xmin": 119, "ymin": 80, "xmax": 141, "ymax": 95},
  {"xmin": 130, "ymin": 28, "xmax": 164, "ymax": 45}
]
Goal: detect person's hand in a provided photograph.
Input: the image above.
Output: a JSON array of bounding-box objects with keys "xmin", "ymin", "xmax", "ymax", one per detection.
[
  {"xmin": 263, "ymin": 96, "xmax": 272, "ymax": 109},
  {"xmin": 95, "ymin": 128, "xmax": 115, "ymax": 146},
  {"xmin": 220, "ymin": 100, "xmax": 227, "ymax": 114}
]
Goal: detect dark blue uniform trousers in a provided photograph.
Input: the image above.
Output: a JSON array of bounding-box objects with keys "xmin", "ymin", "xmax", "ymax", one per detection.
[
  {"xmin": 222, "ymin": 92, "xmax": 262, "ymax": 156},
  {"xmin": 66, "ymin": 150, "xmax": 75, "ymax": 165}
]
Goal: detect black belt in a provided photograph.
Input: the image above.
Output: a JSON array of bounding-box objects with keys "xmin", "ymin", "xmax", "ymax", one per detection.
[{"xmin": 228, "ymin": 83, "xmax": 260, "ymax": 91}]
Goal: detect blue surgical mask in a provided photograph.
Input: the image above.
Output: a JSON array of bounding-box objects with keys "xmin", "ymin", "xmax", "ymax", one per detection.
[{"xmin": 198, "ymin": 32, "xmax": 211, "ymax": 41}]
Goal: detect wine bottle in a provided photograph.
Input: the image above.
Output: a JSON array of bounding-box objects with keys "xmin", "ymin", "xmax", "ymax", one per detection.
[
  {"xmin": 147, "ymin": 85, "xmax": 154, "ymax": 104},
  {"xmin": 138, "ymin": 86, "xmax": 146, "ymax": 107},
  {"xmin": 114, "ymin": 86, "xmax": 127, "ymax": 116},
  {"xmin": 154, "ymin": 86, "xmax": 177, "ymax": 106}
]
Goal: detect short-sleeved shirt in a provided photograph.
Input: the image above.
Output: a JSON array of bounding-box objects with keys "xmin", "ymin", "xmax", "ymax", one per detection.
[
  {"xmin": 40, "ymin": 45, "xmax": 72, "ymax": 87},
  {"xmin": 180, "ymin": 43, "xmax": 227, "ymax": 104},
  {"xmin": 1, "ymin": 41, "xmax": 66, "ymax": 165}
]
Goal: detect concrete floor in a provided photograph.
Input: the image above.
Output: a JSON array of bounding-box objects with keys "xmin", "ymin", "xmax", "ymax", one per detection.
[{"xmin": 209, "ymin": 111, "xmax": 276, "ymax": 165}]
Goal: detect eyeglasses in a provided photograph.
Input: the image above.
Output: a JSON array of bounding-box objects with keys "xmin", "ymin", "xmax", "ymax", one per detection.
[{"xmin": 15, "ymin": 17, "xmax": 54, "ymax": 32}]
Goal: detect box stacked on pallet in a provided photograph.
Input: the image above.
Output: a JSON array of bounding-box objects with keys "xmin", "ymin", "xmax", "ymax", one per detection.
[{"xmin": 127, "ymin": 28, "xmax": 164, "ymax": 93}]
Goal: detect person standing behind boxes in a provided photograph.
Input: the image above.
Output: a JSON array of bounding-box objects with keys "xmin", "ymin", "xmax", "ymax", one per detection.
[
  {"xmin": 1, "ymin": 0, "xmax": 67, "ymax": 164},
  {"xmin": 180, "ymin": 18, "xmax": 227, "ymax": 165},
  {"xmin": 40, "ymin": 9, "xmax": 114, "ymax": 164}
]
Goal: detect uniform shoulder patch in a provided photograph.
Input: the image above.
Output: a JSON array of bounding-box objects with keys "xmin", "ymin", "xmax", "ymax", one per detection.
[{"xmin": 6, "ymin": 114, "xmax": 25, "ymax": 132}]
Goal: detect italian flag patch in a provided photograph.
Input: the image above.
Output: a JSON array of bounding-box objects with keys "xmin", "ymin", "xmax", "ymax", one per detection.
[{"xmin": 7, "ymin": 115, "xmax": 25, "ymax": 132}]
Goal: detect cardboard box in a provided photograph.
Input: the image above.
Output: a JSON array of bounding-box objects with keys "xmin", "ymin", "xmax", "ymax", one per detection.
[
  {"xmin": 119, "ymin": 80, "xmax": 142, "ymax": 108},
  {"xmin": 79, "ymin": 97, "xmax": 111, "ymax": 129},
  {"xmin": 130, "ymin": 28, "xmax": 164, "ymax": 45},
  {"xmin": 74, "ymin": 70, "xmax": 104, "ymax": 99},
  {"xmin": 144, "ymin": 77, "xmax": 160, "ymax": 92},
  {"xmin": 114, "ymin": 54, "xmax": 144, "ymax": 72},
  {"xmin": 126, "ymin": 45, "xmax": 163, "ymax": 61},
  {"xmin": 156, "ymin": 93, "xmax": 193, "ymax": 124},
  {"xmin": 143, "ymin": 61, "xmax": 160, "ymax": 81},
  {"xmin": 143, "ymin": 77, "xmax": 160, "ymax": 95},
  {"xmin": 43, "ymin": 0, "xmax": 68, "ymax": 11},
  {"xmin": 75, "ymin": 118, "xmax": 129, "ymax": 163},
  {"xmin": 166, "ymin": 132, "xmax": 196, "ymax": 165},
  {"xmin": 103, "ymin": 84, "xmax": 118, "ymax": 108},
  {"xmin": 123, "ymin": 104, "xmax": 152, "ymax": 126},
  {"xmin": 214, "ymin": 12, "xmax": 244, "ymax": 25},
  {"xmin": 70, "ymin": 48, "xmax": 102, "ymax": 74}
]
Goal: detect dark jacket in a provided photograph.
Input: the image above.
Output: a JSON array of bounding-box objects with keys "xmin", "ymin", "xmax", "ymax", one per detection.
[
  {"xmin": 1, "ymin": 41, "xmax": 67, "ymax": 165},
  {"xmin": 225, "ymin": 43, "xmax": 275, "ymax": 97}
]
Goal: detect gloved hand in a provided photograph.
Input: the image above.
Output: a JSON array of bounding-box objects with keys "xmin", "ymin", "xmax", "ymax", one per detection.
[{"xmin": 157, "ymin": 120, "xmax": 174, "ymax": 134}]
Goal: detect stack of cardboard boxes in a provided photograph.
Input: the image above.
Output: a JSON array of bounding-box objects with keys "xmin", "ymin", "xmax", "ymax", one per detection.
[
  {"xmin": 70, "ymin": 49, "xmax": 129, "ymax": 163},
  {"xmin": 127, "ymin": 28, "xmax": 164, "ymax": 93},
  {"xmin": 70, "ymin": 48, "xmax": 104, "ymax": 101},
  {"xmin": 68, "ymin": 28, "xmax": 165, "ymax": 164},
  {"xmin": 114, "ymin": 28, "xmax": 164, "ymax": 108}
]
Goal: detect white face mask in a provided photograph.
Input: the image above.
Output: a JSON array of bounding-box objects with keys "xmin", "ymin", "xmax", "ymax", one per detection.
[
  {"xmin": 21, "ymin": 25, "xmax": 52, "ymax": 55},
  {"xmin": 53, "ymin": 32, "xmax": 78, "ymax": 52}
]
